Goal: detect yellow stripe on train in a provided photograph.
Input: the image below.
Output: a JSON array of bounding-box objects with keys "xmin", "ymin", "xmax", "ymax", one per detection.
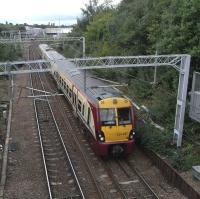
[{"xmin": 99, "ymin": 97, "xmax": 131, "ymax": 108}]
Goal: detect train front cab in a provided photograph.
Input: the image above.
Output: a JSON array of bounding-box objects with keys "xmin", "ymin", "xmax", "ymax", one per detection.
[{"xmin": 94, "ymin": 97, "xmax": 136, "ymax": 157}]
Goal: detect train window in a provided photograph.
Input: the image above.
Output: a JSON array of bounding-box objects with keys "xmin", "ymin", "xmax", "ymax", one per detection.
[
  {"xmin": 69, "ymin": 89, "xmax": 72, "ymax": 98},
  {"xmin": 64, "ymin": 82, "xmax": 66, "ymax": 89},
  {"xmin": 117, "ymin": 108, "xmax": 131, "ymax": 125},
  {"xmin": 73, "ymin": 93, "xmax": 77, "ymax": 104},
  {"xmin": 87, "ymin": 108, "xmax": 91, "ymax": 125},
  {"xmin": 82, "ymin": 104, "xmax": 85, "ymax": 116},
  {"xmin": 100, "ymin": 108, "xmax": 116, "ymax": 126},
  {"xmin": 66, "ymin": 85, "xmax": 69, "ymax": 93},
  {"xmin": 78, "ymin": 100, "xmax": 82, "ymax": 112}
]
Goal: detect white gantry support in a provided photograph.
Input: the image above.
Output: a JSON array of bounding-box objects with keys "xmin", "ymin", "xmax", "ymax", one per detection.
[
  {"xmin": 0, "ymin": 54, "xmax": 191, "ymax": 147},
  {"xmin": 173, "ymin": 55, "xmax": 191, "ymax": 147}
]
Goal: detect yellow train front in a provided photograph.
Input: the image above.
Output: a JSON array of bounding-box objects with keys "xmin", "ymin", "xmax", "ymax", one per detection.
[{"xmin": 93, "ymin": 97, "xmax": 136, "ymax": 157}]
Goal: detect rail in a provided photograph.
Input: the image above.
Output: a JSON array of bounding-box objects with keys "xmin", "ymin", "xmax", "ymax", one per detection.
[
  {"xmin": 30, "ymin": 66, "xmax": 86, "ymax": 198},
  {"xmin": 121, "ymin": 160, "xmax": 159, "ymax": 199},
  {"xmin": 30, "ymin": 72, "xmax": 52, "ymax": 199},
  {"xmin": 104, "ymin": 160, "xmax": 160, "ymax": 199},
  {"xmin": 104, "ymin": 161, "xmax": 137, "ymax": 199},
  {"xmin": 49, "ymin": 85, "xmax": 105, "ymax": 199}
]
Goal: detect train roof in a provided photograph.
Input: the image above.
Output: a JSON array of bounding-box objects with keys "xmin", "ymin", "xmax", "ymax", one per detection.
[{"xmin": 39, "ymin": 44, "xmax": 124, "ymax": 103}]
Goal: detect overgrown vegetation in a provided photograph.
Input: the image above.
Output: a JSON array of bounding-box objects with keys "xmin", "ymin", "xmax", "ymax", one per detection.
[
  {"xmin": 0, "ymin": 22, "xmax": 25, "ymax": 32},
  {"xmin": 0, "ymin": 43, "xmax": 22, "ymax": 61},
  {"xmin": 1, "ymin": 1, "xmax": 199, "ymax": 171},
  {"xmin": 62, "ymin": 0, "xmax": 200, "ymax": 171},
  {"xmin": 136, "ymin": 122, "xmax": 200, "ymax": 171},
  {"xmin": 0, "ymin": 23, "xmax": 24, "ymax": 61}
]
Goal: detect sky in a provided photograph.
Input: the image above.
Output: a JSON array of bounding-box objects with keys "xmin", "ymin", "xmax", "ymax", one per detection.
[{"xmin": 0, "ymin": 0, "xmax": 121, "ymax": 26}]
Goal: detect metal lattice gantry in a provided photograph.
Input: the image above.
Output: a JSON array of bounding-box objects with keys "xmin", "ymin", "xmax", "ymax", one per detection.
[
  {"xmin": 0, "ymin": 35, "xmax": 84, "ymax": 43},
  {"xmin": 0, "ymin": 36, "xmax": 86, "ymax": 57},
  {"xmin": 68, "ymin": 54, "xmax": 190, "ymax": 147},
  {"xmin": 0, "ymin": 54, "xmax": 191, "ymax": 147},
  {"xmin": 69, "ymin": 54, "xmax": 184, "ymax": 70},
  {"xmin": 0, "ymin": 60, "xmax": 51, "ymax": 75}
]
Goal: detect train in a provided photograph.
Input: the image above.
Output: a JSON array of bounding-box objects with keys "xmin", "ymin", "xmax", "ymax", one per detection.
[{"xmin": 39, "ymin": 44, "xmax": 136, "ymax": 157}]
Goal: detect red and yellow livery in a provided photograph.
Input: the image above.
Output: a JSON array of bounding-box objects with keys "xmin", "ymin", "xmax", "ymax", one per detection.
[{"xmin": 39, "ymin": 44, "xmax": 136, "ymax": 156}]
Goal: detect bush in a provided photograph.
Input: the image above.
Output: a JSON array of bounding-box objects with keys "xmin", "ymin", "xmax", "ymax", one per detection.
[
  {"xmin": 136, "ymin": 122, "xmax": 200, "ymax": 171},
  {"xmin": 136, "ymin": 122, "xmax": 173, "ymax": 156},
  {"xmin": 171, "ymin": 144, "xmax": 200, "ymax": 171}
]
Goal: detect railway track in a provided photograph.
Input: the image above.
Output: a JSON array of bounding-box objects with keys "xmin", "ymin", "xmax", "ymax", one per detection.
[
  {"xmin": 2, "ymin": 43, "xmax": 189, "ymax": 199},
  {"xmin": 30, "ymin": 66, "xmax": 85, "ymax": 199},
  {"xmin": 41, "ymin": 72, "xmax": 124, "ymax": 199},
  {"xmin": 27, "ymin": 43, "xmax": 162, "ymax": 199},
  {"xmin": 40, "ymin": 71, "xmax": 161, "ymax": 199},
  {"xmin": 105, "ymin": 159, "xmax": 159, "ymax": 199}
]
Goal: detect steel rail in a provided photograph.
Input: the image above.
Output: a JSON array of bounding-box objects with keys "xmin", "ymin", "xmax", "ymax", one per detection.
[
  {"xmin": 40, "ymin": 72, "xmax": 104, "ymax": 199},
  {"xmin": 30, "ymin": 73, "xmax": 53, "ymax": 199},
  {"xmin": 104, "ymin": 162, "xmax": 129, "ymax": 199},
  {"xmin": 33, "ymin": 64, "xmax": 86, "ymax": 198},
  {"xmin": 120, "ymin": 160, "xmax": 160, "ymax": 199}
]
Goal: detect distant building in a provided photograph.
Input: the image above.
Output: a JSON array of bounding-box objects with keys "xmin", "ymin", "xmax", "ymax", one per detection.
[
  {"xmin": 25, "ymin": 26, "xmax": 44, "ymax": 37},
  {"xmin": 44, "ymin": 28, "xmax": 72, "ymax": 36}
]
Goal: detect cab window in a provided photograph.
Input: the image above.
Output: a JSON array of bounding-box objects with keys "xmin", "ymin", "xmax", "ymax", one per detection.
[
  {"xmin": 117, "ymin": 108, "xmax": 131, "ymax": 125},
  {"xmin": 100, "ymin": 108, "xmax": 116, "ymax": 126}
]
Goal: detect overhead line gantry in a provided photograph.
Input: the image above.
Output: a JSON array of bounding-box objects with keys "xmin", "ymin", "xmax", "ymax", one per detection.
[{"xmin": 0, "ymin": 53, "xmax": 191, "ymax": 147}]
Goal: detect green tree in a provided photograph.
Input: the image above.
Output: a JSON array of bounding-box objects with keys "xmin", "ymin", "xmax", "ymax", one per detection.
[{"xmin": 85, "ymin": 10, "xmax": 114, "ymax": 56}]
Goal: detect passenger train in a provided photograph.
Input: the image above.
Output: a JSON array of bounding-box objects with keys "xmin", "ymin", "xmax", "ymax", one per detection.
[{"xmin": 39, "ymin": 44, "xmax": 136, "ymax": 156}]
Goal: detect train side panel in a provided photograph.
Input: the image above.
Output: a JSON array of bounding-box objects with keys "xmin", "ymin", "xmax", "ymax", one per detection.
[{"xmin": 53, "ymin": 70, "xmax": 97, "ymax": 139}]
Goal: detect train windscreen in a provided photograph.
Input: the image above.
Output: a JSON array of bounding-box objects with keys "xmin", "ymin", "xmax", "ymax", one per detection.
[
  {"xmin": 100, "ymin": 108, "xmax": 116, "ymax": 126},
  {"xmin": 117, "ymin": 107, "xmax": 131, "ymax": 125}
]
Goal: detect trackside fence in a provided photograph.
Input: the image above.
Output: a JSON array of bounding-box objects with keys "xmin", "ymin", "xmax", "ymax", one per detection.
[{"xmin": 143, "ymin": 148, "xmax": 200, "ymax": 199}]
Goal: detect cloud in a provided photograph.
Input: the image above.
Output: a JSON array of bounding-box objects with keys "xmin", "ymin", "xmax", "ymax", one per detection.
[{"xmin": 0, "ymin": 0, "xmax": 121, "ymax": 25}]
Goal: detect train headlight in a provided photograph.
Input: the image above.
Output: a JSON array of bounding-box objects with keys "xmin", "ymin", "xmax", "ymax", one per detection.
[
  {"xmin": 97, "ymin": 130, "xmax": 105, "ymax": 142},
  {"xmin": 129, "ymin": 134, "xmax": 134, "ymax": 139},
  {"xmin": 129, "ymin": 130, "xmax": 135, "ymax": 140}
]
